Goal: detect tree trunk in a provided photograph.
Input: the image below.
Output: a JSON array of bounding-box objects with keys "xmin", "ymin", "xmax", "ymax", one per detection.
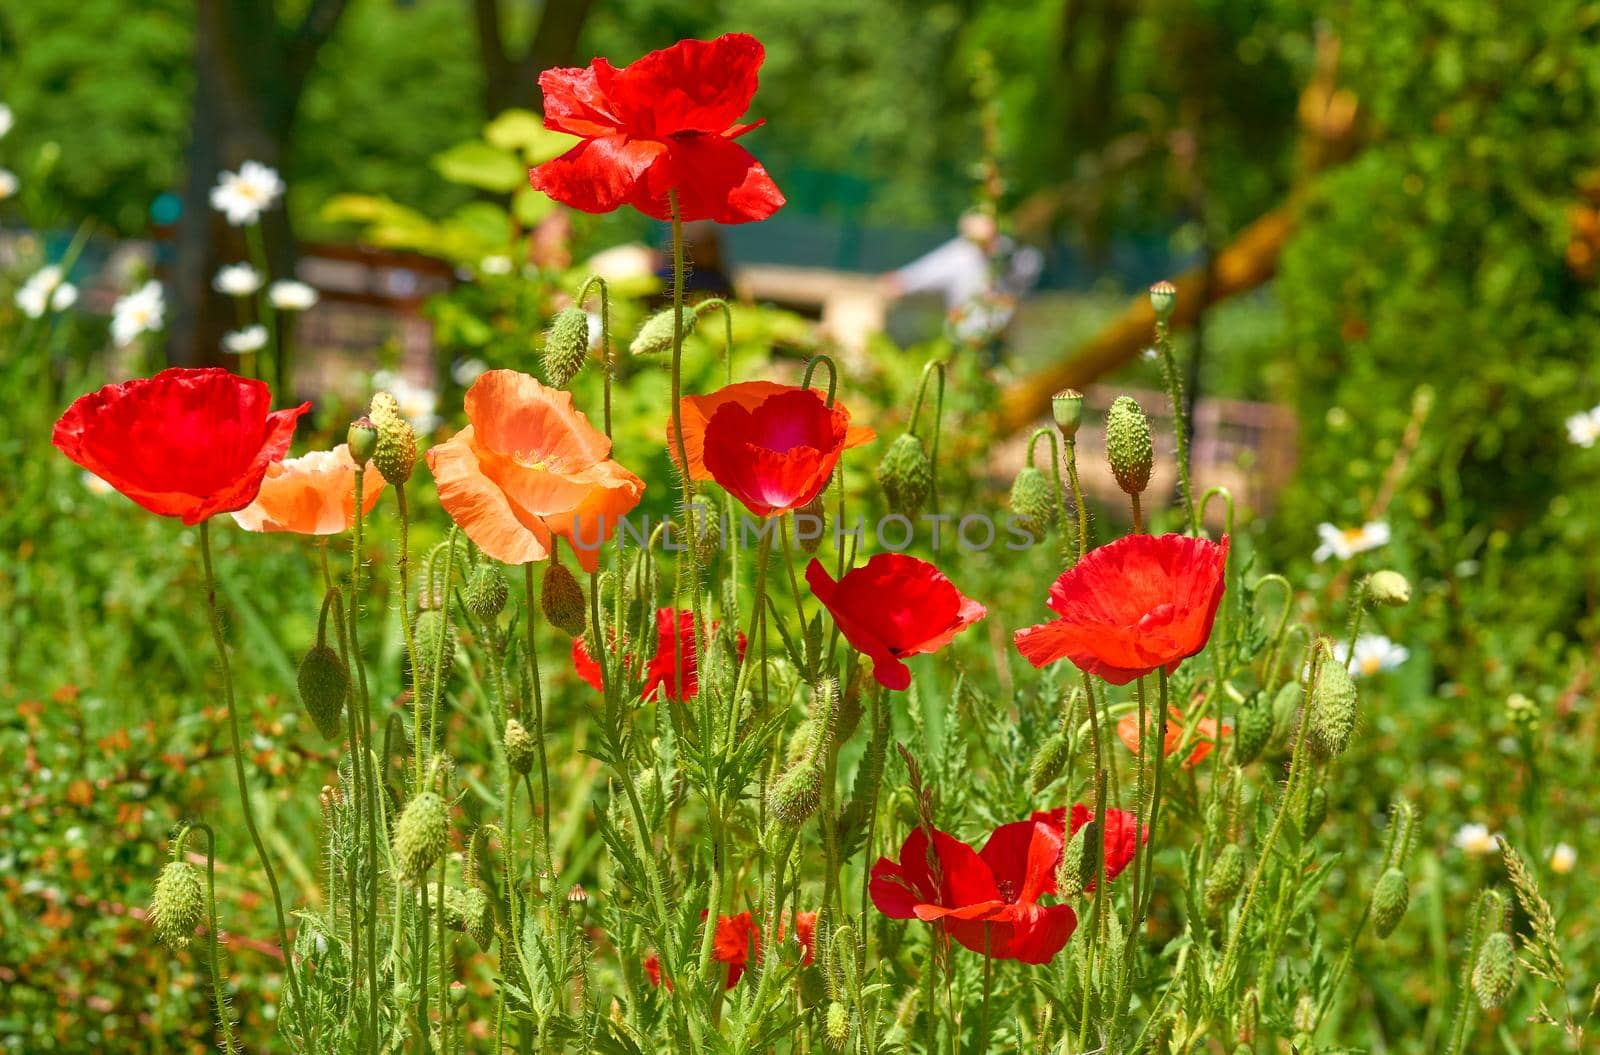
[{"xmin": 473, "ymin": 0, "xmax": 598, "ymax": 117}]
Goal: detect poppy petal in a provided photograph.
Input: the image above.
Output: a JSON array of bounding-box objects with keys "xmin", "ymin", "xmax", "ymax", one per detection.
[
  {"xmin": 595, "ymin": 33, "xmax": 765, "ymax": 137},
  {"xmin": 531, "ymin": 134, "xmax": 666, "ymax": 215},
  {"xmin": 426, "ymin": 428, "xmax": 554, "ymax": 565}
]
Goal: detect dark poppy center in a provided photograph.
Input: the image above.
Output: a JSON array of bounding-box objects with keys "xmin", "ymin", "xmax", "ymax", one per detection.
[{"xmin": 997, "ymin": 878, "xmax": 1018, "ymax": 903}]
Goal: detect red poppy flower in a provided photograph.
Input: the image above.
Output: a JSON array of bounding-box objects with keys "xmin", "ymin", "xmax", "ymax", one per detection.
[
  {"xmin": 52, "ymin": 368, "xmax": 309, "ymax": 526},
  {"xmin": 1116, "ymin": 706, "xmax": 1225, "ymax": 768},
  {"xmin": 1014, "ymin": 533, "xmax": 1230, "ymax": 685},
  {"xmin": 529, "ymin": 34, "xmax": 784, "ymax": 224},
  {"xmin": 643, "ymin": 909, "xmax": 814, "ymax": 990},
  {"xmin": 572, "ymin": 607, "xmax": 744, "ymax": 701},
  {"xmin": 869, "ymin": 819, "xmax": 1077, "ymax": 964},
  {"xmin": 1038, "ymin": 804, "xmax": 1146, "ymax": 889},
  {"xmin": 806, "ymin": 554, "xmax": 987, "ymax": 691},
  {"xmin": 703, "ymin": 388, "xmax": 850, "ymax": 517},
  {"xmin": 670, "ymin": 380, "xmax": 876, "ymax": 482}
]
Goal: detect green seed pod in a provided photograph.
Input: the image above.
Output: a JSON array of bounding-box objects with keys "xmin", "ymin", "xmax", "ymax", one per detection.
[
  {"xmin": 630, "ymin": 306, "xmax": 695, "ymax": 357},
  {"xmin": 1371, "ymin": 867, "xmax": 1410, "ymax": 938},
  {"xmin": 1149, "ymin": 280, "xmax": 1177, "ymax": 320},
  {"xmin": 466, "ymin": 565, "xmax": 508, "ymax": 621},
  {"xmin": 1473, "ymin": 931, "xmax": 1516, "ymax": 1009},
  {"xmin": 794, "ymin": 494, "xmax": 827, "ymax": 555},
  {"xmin": 824, "ymin": 1002, "xmax": 851, "ymax": 1050},
  {"xmin": 1028, "ymin": 731, "xmax": 1071, "ymax": 795},
  {"xmin": 1105, "ymin": 396, "xmax": 1153, "ymax": 497},
  {"xmin": 1366, "ymin": 570, "xmax": 1411, "ymax": 607},
  {"xmin": 1233, "ymin": 692, "xmax": 1272, "ymax": 766},
  {"xmin": 543, "ymin": 307, "xmax": 591, "ymax": 387},
  {"xmin": 150, "ymin": 860, "xmax": 205, "ymax": 951},
  {"xmin": 1010, "ymin": 465, "xmax": 1055, "ymax": 538},
  {"xmin": 393, "ymin": 791, "xmax": 449, "ymax": 882},
  {"xmin": 1052, "ymin": 389, "xmax": 1084, "ymax": 438},
  {"xmin": 770, "ymin": 761, "xmax": 822, "ymax": 827},
  {"xmin": 369, "ymin": 390, "xmax": 417, "ymax": 485},
  {"xmin": 1309, "ymin": 654, "xmax": 1359, "ymax": 757},
  {"xmin": 1299, "ymin": 784, "xmax": 1328, "ymax": 837},
  {"xmin": 785, "ymin": 718, "xmax": 818, "ymax": 768},
  {"xmin": 504, "ymin": 718, "xmax": 536, "ymax": 776},
  {"xmin": 1056, "ymin": 821, "xmax": 1094, "ymax": 899},
  {"xmin": 461, "ymin": 885, "xmax": 493, "ymax": 948},
  {"xmin": 413, "ymin": 609, "xmax": 456, "ymax": 697},
  {"xmin": 347, "ymin": 416, "xmax": 378, "ymax": 465},
  {"xmin": 541, "ymin": 559, "xmax": 588, "ymax": 637},
  {"xmin": 1204, "ymin": 844, "xmax": 1247, "ymax": 914},
  {"xmin": 297, "ymin": 643, "xmax": 349, "ymax": 741},
  {"xmin": 876, "ymin": 433, "xmax": 933, "ymax": 517}
]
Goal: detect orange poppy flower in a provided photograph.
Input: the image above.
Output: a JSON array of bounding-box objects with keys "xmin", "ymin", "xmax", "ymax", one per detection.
[
  {"xmin": 1116, "ymin": 706, "xmax": 1225, "ymax": 768},
  {"xmin": 669, "ymin": 380, "xmax": 876, "ymax": 481},
  {"xmin": 426, "ymin": 370, "xmax": 643, "ymax": 570},
  {"xmin": 230, "ymin": 445, "xmax": 386, "ymax": 535}
]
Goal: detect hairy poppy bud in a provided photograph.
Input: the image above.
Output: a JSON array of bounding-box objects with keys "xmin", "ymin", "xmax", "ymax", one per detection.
[
  {"xmin": 297, "ymin": 643, "xmax": 349, "ymax": 740},
  {"xmin": 394, "ymin": 791, "xmax": 449, "ymax": 883},
  {"xmin": 794, "ymin": 494, "xmax": 827, "ymax": 555},
  {"xmin": 678, "ymin": 504, "xmax": 722, "ymax": 568},
  {"xmin": 541, "ymin": 559, "xmax": 588, "ymax": 637},
  {"xmin": 1010, "ymin": 465, "xmax": 1055, "ymax": 538},
  {"xmin": 1204, "ymin": 844, "xmax": 1246, "ymax": 914},
  {"xmin": 1028, "ymin": 731, "xmax": 1071, "ymax": 795},
  {"xmin": 785, "ymin": 718, "xmax": 818, "ymax": 767},
  {"xmin": 347, "ymin": 416, "xmax": 378, "ymax": 465},
  {"xmin": 462, "ymin": 885, "xmax": 493, "ymax": 948},
  {"xmin": 824, "ymin": 1002, "xmax": 851, "ymax": 1050},
  {"xmin": 1371, "ymin": 867, "xmax": 1410, "ymax": 938},
  {"xmin": 369, "ymin": 391, "xmax": 417, "ymax": 485},
  {"xmin": 630, "ymin": 306, "xmax": 695, "ymax": 357},
  {"xmin": 413, "ymin": 609, "xmax": 456, "ymax": 699},
  {"xmin": 1366, "ymin": 570, "xmax": 1411, "ymax": 607},
  {"xmin": 1299, "ymin": 785, "xmax": 1328, "ymax": 837},
  {"xmin": 543, "ymin": 307, "xmax": 591, "ymax": 387},
  {"xmin": 1052, "ymin": 389, "xmax": 1084, "ymax": 438},
  {"xmin": 1233, "ymin": 692, "xmax": 1272, "ymax": 766},
  {"xmin": 504, "ymin": 718, "xmax": 535, "ymax": 776},
  {"xmin": 1105, "ymin": 396, "xmax": 1153, "ymax": 497},
  {"xmin": 1473, "ymin": 931, "xmax": 1516, "ymax": 1009},
  {"xmin": 876, "ymin": 433, "xmax": 933, "ymax": 517},
  {"xmin": 1056, "ymin": 821, "xmax": 1095, "ymax": 899},
  {"xmin": 1309, "ymin": 654, "xmax": 1359, "ymax": 757},
  {"xmin": 770, "ymin": 760, "xmax": 822, "ymax": 827},
  {"xmin": 1149, "ymin": 280, "xmax": 1177, "ymax": 320},
  {"xmin": 150, "ymin": 860, "xmax": 205, "ymax": 950},
  {"xmin": 466, "ymin": 565, "xmax": 508, "ymax": 621}
]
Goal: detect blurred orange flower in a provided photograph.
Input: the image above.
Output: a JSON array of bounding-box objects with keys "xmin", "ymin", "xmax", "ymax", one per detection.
[
  {"xmin": 231, "ymin": 444, "xmax": 386, "ymax": 535},
  {"xmin": 1117, "ymin": 706, "xmax": 1225, "ymax": 768}
]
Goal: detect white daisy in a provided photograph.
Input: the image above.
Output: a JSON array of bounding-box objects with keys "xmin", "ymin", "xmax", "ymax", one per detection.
[
  {"xmin": 1453, "ymin": 823, "xmax": 1499, "ymax": 856},
  {"xmin": 222, "ymin": 324, "xmax": 269, "ymax": 355},
  {"xmin": 0, "ymin": 104, "xmax": 12, "ymax": 139},
  {"xmin": 1313, "ymin": 520, "xmax": 1391, "ymax": 562},
  {"xmin": 1549, "ymin": 843, "xmax": 1577, "ymax": 875},
  {"xmin": 213, "ymin": 263, "xmax": 263, "ymax": 297},
  {"xmin": 110, "ymin": 281, "xmax": 165, "ymax": 346},
  {"xmin": 1565, "ymin": 406, "xmax": 1600, "ymax": 449},
  {"xmin": 210, "ymin": 160, "xmax": 285, "ymax": 226},
  {"xmin": 1335, "ymin": 634, "xmax": 1409, "ymax": 677},
  {"xmin": 0, "ymin": 169, "xmax": 17, "ymax": 200},
  {"xmin": 14, "ymin": 265, "xmax": 77, "ymax": 318},
  {"xmin": 268, "ymin": 279, "xmax": 318, "ymax": 311},
  {"xmin": 373, "ymin": 369, "xmax": 440, "ymax": 434}
]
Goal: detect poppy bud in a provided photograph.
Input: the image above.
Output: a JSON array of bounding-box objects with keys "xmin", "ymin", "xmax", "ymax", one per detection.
[
  {"xmin": 1028, "ymin": 731, "xmax": 1071, "ymax": 795},
  {"xmin": 1233, "ymin": 692, "xmax": 1272, "ymax": 766},
  {"xmin": 824, "ymin": 1002, "xmax": 851, "ymax": 1050},
  {"xmin": 150, "ymin": 860, "xmax": 205, "ymax": 951},
  {"xmin": 461, "ymin": 885, "xmax": 493, "ymax": 948},
  {"xmin": 785, "ymin": 717, "xmax": 818, "ymax": 767},
  {"xmin": 369, "ymin": 391, "xmax": 417, "ymax": 485},
  {"xmin": 1052, "ymin": 389, "xmax": 1084, "ymax": 438},
  {"xmin": 541, "ymin": 558, "xmax": 588, "ymax": 637},
  {"xmin": 794, "ymin": 494, "xmax": 827, "ymax": 555},
  {"xmin": 543, "ymin": 307, "xmax": 591, "ymax": 387},
  {"xmin": 297, "ymin": 643, "xmax": 349, "ymax": 741},
  {"xmin": 630, "ymin": 306, "xmax": 696, "ymax": 357},
  {"xmin": 1056, "ymin": 820, "xmax": 1095, "ymax": 899},
  {"xmin": 1010, "ymin": 465, "xmax": 1055, "ymax": 538},
  {"xmin": 770, "ymin": 759, "xmax": 822, "ymax": 827},
  {"xmin": 567, "ymin": 883, "xmax": 588, "ymax": 905},
  {"xmin": 466, "ymin": 565, "xmax": 508, "ymax": 621},
  {"xmin": 347, "ymin": 416, "xmax": 378, "ymax": 465},
  {"xmin": 1299, "ymin": 784, "xmax": 1328, "ymax": 837},
  {"xmin": 504, "ymin": 718, "xmax": 535, "ymax": 776},
  {"xmin": 1204, "ymin": 844, "xmax": 1246, "ymax": 914},
  {"xmin": 448, "ymin": 981, "xmax": 469, "ymax": 1007},
  {"xmin": 394, "ymin": 790, "xmax": 449, "ymax": 882},
  {"xmin": 1366, "ymin": 570, "xmax": 1411, "ymax": 607},
  {"xmin": 1149, "ymin": 280, "xmax": 1177, "ymax": 321},
  {"xmin": 413, "ymin": 609, "xmax": 456, "ymax": 699},
  {"xmin": 1309, "ymin": 654, "xmax": 1359, "ymax": 758},
  {"xmin": 442, "ymin": 885, "xmax": 472, "ymax": 932},
  {"xmin": 678, "ymin": 505, "xmax": 722, "ymax": 569},
  {"xmin": 1371, "ymin": 867, "xmax": 1409, "ymax": 938},
  {"xmin": 1473, "ymin": 931, "xmax": 1516, "ymax": 1009},
  {"xmin": 876, "ymin": 433, "xmax": 933, "ymax": 517},
  {"xmin": 1105, "ymin": 396, "xmax": 1153, "ymax": 497}
]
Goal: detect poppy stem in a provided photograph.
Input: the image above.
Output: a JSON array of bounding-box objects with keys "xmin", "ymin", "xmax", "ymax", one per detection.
[
  {"xmin": 196, "ymin": 520, "xmax": 304, "ymax": 1018},
  {"xmin": 979, "ymin": 925, "xmax": 994, "ymax": 1055},
  {"xmin": 1142, "ymin": 671, "xmax": 1171, "ymax": 926},
  {"xmin": 576, "ymin": 274, "xmax": 613, "ymax": 438},
  {"xmin": 346, "ymin": 467, "xmax": 382, "ymax": 1051},
  {"xmin": 1155, "ymin": 315, "xmax": 1199, "ymax": 535},
  {"xmin": 908, "ymin": 359, "xmax": 946, "ymax": 515},
  {"xmin": 1063, "ymin": 440, "xmax": 1091, "ymax": 562},
  {"xmin": 665, "ymin": 190, "xmax": 708, "ymax": 735},
  {"xmin": 523, "ymin": 562, "xmax": 553, "ymax": 879}
]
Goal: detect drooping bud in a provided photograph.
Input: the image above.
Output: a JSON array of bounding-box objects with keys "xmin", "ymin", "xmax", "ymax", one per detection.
[
  {"xmin": 1010, "ymin": 465, "xmax": 1055, "ymax": 538},
  {"xmin": 1473, "ymin": 931, "xmax": 1516, "ymax": 1009},
  {"xmin": 1233, "ymin": 692, "xmax": 1272, "ymax": 766},
  {"xmin": 297, "ymin": 643, "xmax": 350, "ymax": 740},
  {"xmin": 1366, "ymin": 570, "xmax": 1411, "ymax": 607},
  {"xmin": 1028, "ymin": 731, "xmax": 1071, "ymax": 795},
  {"xmin": 876, "ymin": 433, "xmax": 933, "ymax": 518},
  {"xmin": 769, "ymin": 760, "xmax": 822, "ymax": 827},
  {"xmin": 393, "ymin": 791, "xmax": 449, "ymax": 882},
  {"xmin": 1204, "ymin": 844, "xmax": 1246, "ymax": 914},
  {"xmin": 347, "ymin": 416, "xmax": 378, "ymax": 465},
  {"xmin": 1149, "ymin": 280, "xmax": 1177, "ymax": 321},
  {"xmin": 543, "ymin": 307, "xmax": 591, "ymax": 387},
  {"xmin": 1056, "ymin": 821, "xmax": 1094, "ymax": 899},
  {"xmin": 1371, "ymin": 868, "xmax": 1410, "ymax": 938},
  {"xmin": 1105, "ymin": 396, "xmax": 1153, "ymax": 497},
  {"xmin": 413, "ymin": 608, "xmax": 456, "ymax": 698},
  {"xmin": 150, "ymin": 860, "xmax": 205, "ymax": 950},
  {"xmin": 824, "ymin": 1002, "xmax": 852, "ymax": 1050},
  {"xmin": 466, "ymin": 565, "xmax": 508, "ymax": 621},
  {"xmin": 504, "ymin": 718, "xmax": 535, "ymax": 776},
  {"xmin": 1052, "ymin": 389, "xmax": 1084, "ymax": 439},
  {"xmin": 541, "ymin": 558, "xmax": 588, "ymax": 637},
  {"xmin": 1299, "ymin": 785, "xmax": 1328, "ymax": 837},
  {"xmin": 369, "ymin": 390, "xmax": 417, "ymax": 485},
  {"xmin": 1308, "ymin": 653, "xmax": 1359, "ymax": 758},
  {"xmin": 794, "ymin": 494, "xmax": 827, "ymax": 555},
  {"xmin": 630, "ymin": 306, "xmax": 695, "ymax": 357},
  {"xmin": 461, "ymin": 885, "xmax": 493, "ymax": 948}
]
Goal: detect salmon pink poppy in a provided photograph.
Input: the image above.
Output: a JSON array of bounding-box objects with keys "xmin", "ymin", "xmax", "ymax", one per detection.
[
  {"xmin": 1117, "ymin": 706, "xmax": 1225, "ymax": 768},
  {"xmin": 426, "ymin": 370, "xmax": 643, "ymax": 571},
  {"xmin": 870, "ymin": 818, "xmax": 1077, "ymax": 964},
  {"xmin": 1039, "ymin": 804, "xmax": 1147, "ymax": 889},
  {"xmin": 52, "ymin": 368, "xmax": 309, "ymax": 526},
  {"xmin": 230, "ymin": 444, "xmax": 386, "ymax": 535},
  {"xmin": 1014, "ymin": 533, "xmax": 1230, "ymax": 685},
  {"xmin": 702, "ymin": 388, "xmax": 850, "ymax": 517},
  {"xmin": 573, "ymin": 607, "xmax": 744, "ymax": 701},
  {"xmin": 806, "ymin": 554, "xmax": 987, "ymax": 691},
  {"xmin": 529, "ymin": 34, "xmax": 784, "ymax": 224},
  {"xmin": 670, "ymin": 380, "xmax": 875, "ymax": 481}
]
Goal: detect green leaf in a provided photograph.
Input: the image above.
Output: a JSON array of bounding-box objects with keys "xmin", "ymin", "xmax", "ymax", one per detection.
[
  {"xmin": 432, "ymin": 140, "xmax": 527, "ymax": 193},
  {"xmin": 484, "ymin": 109, "xmax": 577, "ymax": 165},
  {"xmin": 513, "ymin": 185, "xmax": 555, "ymax": 227}
]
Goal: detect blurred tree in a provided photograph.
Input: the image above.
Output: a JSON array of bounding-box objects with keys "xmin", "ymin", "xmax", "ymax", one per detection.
[{"xmin": 470, "ymin": 0, "xmax": 597, "ymax": 116}]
